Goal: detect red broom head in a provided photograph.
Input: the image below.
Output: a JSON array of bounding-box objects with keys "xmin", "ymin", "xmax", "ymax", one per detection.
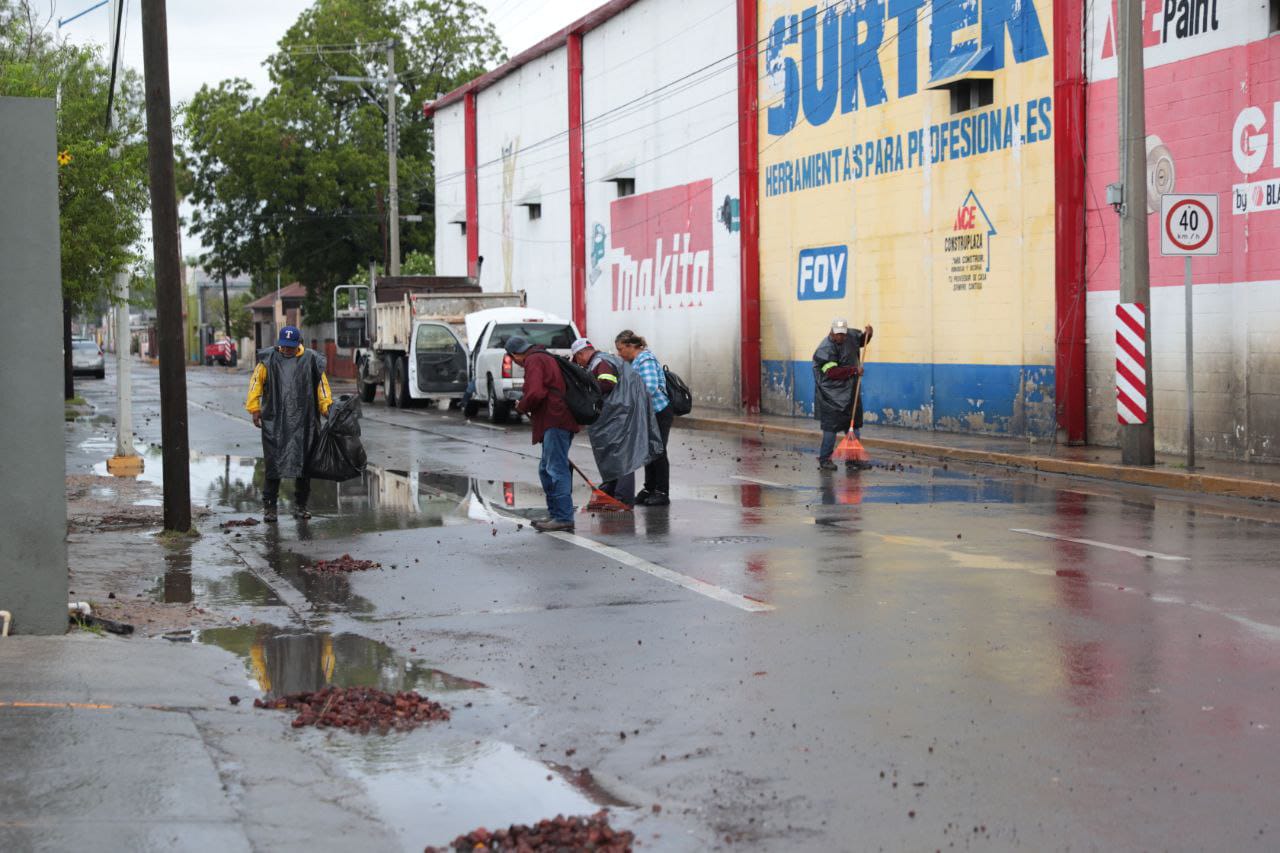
[
  {"xmin": 832, "ymin": 434, "xmax": 870, "ymax": 463},
  {"xmin": 584, "ymin": 488, "xmax": 632, "ymax": 512}
]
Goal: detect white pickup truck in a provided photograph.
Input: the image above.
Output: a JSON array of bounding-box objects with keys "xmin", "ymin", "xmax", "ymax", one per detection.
[{"xmin": 462, "ymin": 308, "xmax": 580, "ymax": 423}]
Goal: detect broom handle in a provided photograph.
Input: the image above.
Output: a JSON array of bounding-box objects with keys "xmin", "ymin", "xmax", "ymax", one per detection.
[
  {"xmin": 847, "ymin": 338, "xmax": 869, "ymax": 434},
  {"xmin": 568, "ymin": 458, "xmax": 600, "ymax": 490}
]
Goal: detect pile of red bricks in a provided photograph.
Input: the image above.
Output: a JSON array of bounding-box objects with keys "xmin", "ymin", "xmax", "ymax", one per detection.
[
  {"xmin": 425, "ymin": 811, "xmax": 633, "ymax": 852},
  {"xmin": 303, "ymin": 554, "xmax": 381, "ymax": 574},
  {"xmin": 255, "ymin": 686, "xmax": 449, "ymax": 733}
]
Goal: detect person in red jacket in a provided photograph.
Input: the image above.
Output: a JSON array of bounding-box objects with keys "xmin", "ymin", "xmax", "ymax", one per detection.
[{"xmin": 508, "ymin": 335, "xmax": 579, "ymax": 532}]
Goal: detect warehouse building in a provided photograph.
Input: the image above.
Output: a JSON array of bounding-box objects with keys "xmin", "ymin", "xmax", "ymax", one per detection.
[{"xmin": 429, "ymin": 0, "xmax": 1280, "ymax": 461}]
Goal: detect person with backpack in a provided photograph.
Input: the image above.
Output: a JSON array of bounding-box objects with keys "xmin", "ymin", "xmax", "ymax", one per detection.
[
  {"xmin": 508, "ymin": 335, "xmax": 580, "ymax": 532},
  {"xmin": 570, "ymin": 338, "xmax": 664, "ymax": 508},
  {"xmin": 614, "ymin": 330, "xmax": 673, "ymax": 506},
  {"xmin": 244, "ymin": 325, "xmax": 332, "ymax": 521}
]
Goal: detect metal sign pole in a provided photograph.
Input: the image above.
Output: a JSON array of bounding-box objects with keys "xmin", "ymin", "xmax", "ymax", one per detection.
[{"xmin": 1185, "ymin": 255, "xmax": 1194, "ymax": 471}]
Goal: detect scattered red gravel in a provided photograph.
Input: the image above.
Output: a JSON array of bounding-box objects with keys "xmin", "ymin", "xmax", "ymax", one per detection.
[
  {"xmin": 221, "ymin": 517, "xmax": 260, "ymax": 529},
  {"xmin": 303, "ymin": 554, "xmax": 382, "ymax": 574},
  {"xmin": 254, "ymin": 686, "xmax": 449, "ymax": 733},
  {"xmin": 424, "ymin": 811, "xmax": 633, "ymax": 852}
]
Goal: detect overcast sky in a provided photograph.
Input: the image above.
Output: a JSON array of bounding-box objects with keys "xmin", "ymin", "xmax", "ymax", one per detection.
[
  {"xmin": 56, "ymin": 0, "xmax": 600, "ymax": 105},
  {"xmin": 52, "ymin": 0, "xmax": 600, "ymax": 261}
]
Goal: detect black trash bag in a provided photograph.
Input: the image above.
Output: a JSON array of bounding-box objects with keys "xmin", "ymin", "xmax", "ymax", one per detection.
[{"xmin": 307, "ymin": 395, "xmax": 367, "ymax": 482}]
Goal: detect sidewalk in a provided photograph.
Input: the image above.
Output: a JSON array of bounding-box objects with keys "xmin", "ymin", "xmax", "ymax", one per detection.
[{"xmin": 679, "ymin": 409, "xmax": 1280, "ymax": 503}]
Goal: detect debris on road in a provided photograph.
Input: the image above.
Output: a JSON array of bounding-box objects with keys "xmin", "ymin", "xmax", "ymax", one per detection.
[
  {"xmin": 303, "ymin": 554, "xmax": 382, "ymax": 574},
  {"xmin": 254, "ymin": 686, "xmax": 449, "ymax": 732},
  {"xmin": 424, "ymin": 810, "xmax": 633, "ymax": 852},
  {"xmin": 220, "ymin": 517, "xmax": 260, "ymax": 529}
]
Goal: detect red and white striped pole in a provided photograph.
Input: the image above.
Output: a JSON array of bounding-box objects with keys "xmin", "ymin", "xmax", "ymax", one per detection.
[{"xmin": 1115, "ymin": 302, "xmax": 1148, "ymax": 425}]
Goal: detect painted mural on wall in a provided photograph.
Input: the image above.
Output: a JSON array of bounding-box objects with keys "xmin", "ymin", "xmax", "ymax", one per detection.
[
  {"xmin": 758, "ymin": 0, "xmax": 1057, "ymax": 436},
  {"xmin": 1083, "ymin": 0, "xmax": 1280, "ymax": 459},
  {"xmin": 606, "ymin": 178, "xmax": 714, "ymax": 311}
]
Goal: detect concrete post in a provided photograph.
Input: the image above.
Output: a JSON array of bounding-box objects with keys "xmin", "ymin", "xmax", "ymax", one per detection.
[{"xmin": 0, "ymin": 97, "xmax": 70, "ymax": 634}]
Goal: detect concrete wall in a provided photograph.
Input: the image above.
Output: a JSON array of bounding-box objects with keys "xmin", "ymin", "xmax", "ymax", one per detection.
[
  {"xmin": 434, "ymin": 103, "xmax": 468, "ymax": 283},
  {"xmin": 581, "ymin": 0, "xmax": 742, "ymax": 408},
  {"xmin": 1083, "ymin": 0, "xmax": 1280, "ymax": 460},
  {"xmin": 476, "ymin": 46, "xmax": 572, "ymax": 319},
  {"xmin": 757, "ymin": 0, "xmax": 1058, "ymax": 436},
  {"xmin": 0, "ymin": 97, "xmax": 69, "ymax": 634}
]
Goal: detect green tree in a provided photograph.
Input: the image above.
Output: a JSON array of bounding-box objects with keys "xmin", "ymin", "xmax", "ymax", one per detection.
[
  {"xmin": 209, "ymin": 291, "xmax": 255, "ymax": 341},
  {"xmin": 182, "ymin": 0, "xmax": 504, "ymax": 321},
  {"xmin": 1, "ymin": 0, "xmax": 149, "ymax": 397}
]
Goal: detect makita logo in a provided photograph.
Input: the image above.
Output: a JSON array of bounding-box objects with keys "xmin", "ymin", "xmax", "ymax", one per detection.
[{"xmin": 610, "ymin": 180, "xmax": 714, "ymax": 311}]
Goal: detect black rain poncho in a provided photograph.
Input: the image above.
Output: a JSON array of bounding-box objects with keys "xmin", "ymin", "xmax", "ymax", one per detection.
[
  {"xmin": 258, "ymin": 347, "xmax": 326, "ymax": 480},
  {"xmin": 812, "ymin": 331, "xmax": 865, "ymax": 433},
  {"xmin": 585, "ymin": 351, "xmax": 664, "ymax": 482}
]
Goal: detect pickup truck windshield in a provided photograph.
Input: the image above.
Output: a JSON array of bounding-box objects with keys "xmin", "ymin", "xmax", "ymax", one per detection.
[{"xmin": 489, "ymin": 323, "xmax": 575, "ymax": 349}]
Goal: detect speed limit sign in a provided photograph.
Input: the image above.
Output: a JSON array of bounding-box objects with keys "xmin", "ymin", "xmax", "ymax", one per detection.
[{"xmin": 1160, "ymin": 193, "xmax": 1218, "ymax": 256}]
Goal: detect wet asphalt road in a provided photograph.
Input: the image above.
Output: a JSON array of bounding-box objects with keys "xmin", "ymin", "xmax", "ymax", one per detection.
[{"xmin": 65, "ymin": 363, "xmax": 1280, "ymax": 851}]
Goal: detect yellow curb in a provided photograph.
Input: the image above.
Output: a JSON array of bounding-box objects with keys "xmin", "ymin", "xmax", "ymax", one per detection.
[{"xmin": 678, "ymin": 416, "xmax": 1280, "ymax": 503}]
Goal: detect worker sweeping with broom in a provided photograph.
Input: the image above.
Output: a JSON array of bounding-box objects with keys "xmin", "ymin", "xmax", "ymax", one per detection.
[{"xmin": 813, "ymin": 318, "xmax": 873, "ymax": 472}]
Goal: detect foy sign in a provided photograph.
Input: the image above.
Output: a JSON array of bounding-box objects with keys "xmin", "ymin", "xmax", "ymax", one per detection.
[
  {"xmin": 1160, "ymin": 193, "xmax": 1218, "ymax": 256},
  {"xmin": 797, "ymin": 245, "xmax": 848, "ymax": 300}
]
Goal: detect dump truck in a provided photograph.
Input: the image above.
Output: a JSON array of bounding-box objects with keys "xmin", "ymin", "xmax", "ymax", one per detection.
[{"xmin": 334, "ymin": 275, "xmax": 526, "ymax": 409}]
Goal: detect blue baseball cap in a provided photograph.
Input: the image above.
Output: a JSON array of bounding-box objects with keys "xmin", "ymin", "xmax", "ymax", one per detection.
[{"xmin": 277, "ymin": 325, "xmax": 302, "ymax": 347}]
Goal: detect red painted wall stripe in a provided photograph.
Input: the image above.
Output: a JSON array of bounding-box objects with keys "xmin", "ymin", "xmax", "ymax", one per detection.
[
  {"xmin": 464, "ymin": 91, "xmax": 479, "ymax": 279},
  {"xmin": 736, "ymin": 0, "xmax": 761, "ymax": 414},
  {"xmin": 1053, "ymin": 0, "xmax": 1087, "ymax": 443},
  {"xmin": 567, "ymin": 32, "xmax": 587, "ymax": 337}
]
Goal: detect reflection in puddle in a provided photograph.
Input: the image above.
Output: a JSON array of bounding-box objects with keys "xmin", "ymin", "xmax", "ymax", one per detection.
[
  {"xmin": 327, "ymin": 735, "xmax": 629, "ymax": 851},
  {"xmin": 196, "ymin": 625, "xmax": 483, "ymax": 697}
]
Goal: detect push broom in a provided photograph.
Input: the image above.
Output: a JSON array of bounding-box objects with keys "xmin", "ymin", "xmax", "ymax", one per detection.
[
  {"xmin": 569, "ymin": 459, "xmax": 632, "ymax": 512},
  {"xmin": 832, "ymin": 340, "xmax": 871, "ymax": 466}
]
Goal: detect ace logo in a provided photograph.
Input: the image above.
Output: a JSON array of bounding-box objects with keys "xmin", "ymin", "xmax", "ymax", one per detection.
[
  {"xmin": 797, "ymin": 246, "xmax": 848, "ymax": 301},
  {"xmin": 954, "ymin": 205, "xmax": 979, "ymax": 230}
]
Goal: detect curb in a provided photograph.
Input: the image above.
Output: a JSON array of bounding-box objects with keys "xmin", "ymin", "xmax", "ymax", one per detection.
[{"xmin": 677, "ymin": 415, "xmax": 1280, "ymax": 503}]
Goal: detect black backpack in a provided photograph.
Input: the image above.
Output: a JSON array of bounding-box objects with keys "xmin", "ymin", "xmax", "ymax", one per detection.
[
  {"xmin": 663, "ymin": 366, "xmax": 693, "ymax": 416},
  {"xmin": 551, "ymin": 354, "xmax": 603, "ymax": 425}
]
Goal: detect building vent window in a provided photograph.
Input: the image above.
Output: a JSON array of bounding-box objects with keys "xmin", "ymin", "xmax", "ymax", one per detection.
[
  {"xmin": 1272, "ymin": 0, "xmax": 1279, "ymax": 33},
  {"xmin": 950, "ymin": 79, "xmax": 994, "ymax": 115},
  {"xmin": 458, "ymin": 222, "xmax": 467, "ymax": 236},
  {"xmin": 615, "ymin": 178, "xmax": 635, "ymax": 198},
  {"xmin": 527, "ymin": 203, "xmax": 541, "ymax": 220}
]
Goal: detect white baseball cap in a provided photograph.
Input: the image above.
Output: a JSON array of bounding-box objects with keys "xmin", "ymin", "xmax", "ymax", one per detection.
[
  {"xmin": 831, "ymin": 319, "xmax": 849, "ymax": 333},
  {"xmin": 569, "ymin": 338, "xmax": 593, "ymax": 356}
]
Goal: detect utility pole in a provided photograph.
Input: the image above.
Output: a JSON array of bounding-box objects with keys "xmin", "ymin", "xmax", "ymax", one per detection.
[
  {"xmin": 104, "ymin": 0, "xmax": 140, "ymax": 476},
  {"xmin": 1116, "ymin": 0, "xmax": 1155, "ymax": 465},
  {"xmin": 221, "ymin": 268, "xmax": 231, "ymax": 338},
  {"xmin": 140, "ymin": 0, "xmax": 192, "ymax": 530},
  {"xmin": 329, "ymin": 41, "xmax": 401, "ymax": 275},
  {"xmin": 386, "ymin": 39, "xmax": 400, "ymax": 276}
]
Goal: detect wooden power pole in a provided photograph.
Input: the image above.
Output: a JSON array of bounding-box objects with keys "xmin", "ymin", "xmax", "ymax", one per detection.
[{"xmin": 140, "ymin": 0, "xmax": 192, "ymax": 531}]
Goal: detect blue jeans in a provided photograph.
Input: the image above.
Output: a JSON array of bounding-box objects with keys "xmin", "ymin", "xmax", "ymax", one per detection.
[
  {"xmin": 539, "ymin": 428, "xmax": 575, "ymax": 522},
  {"xmin": 819, "ymin": 428, "xmax": 860, "ymax": 460}
]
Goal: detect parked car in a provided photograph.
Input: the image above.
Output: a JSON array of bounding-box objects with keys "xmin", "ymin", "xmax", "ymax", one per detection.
[
  {"xmin": 71, "ymin": 339, "xmax": 105, "ymax": 379},
  {"xmin": 463, "ymin": 308, "xmax": 580, "ymax": 423},
  {"xmin": 204, "ymin": 337, "xmax": 238, "ymax": 366}
]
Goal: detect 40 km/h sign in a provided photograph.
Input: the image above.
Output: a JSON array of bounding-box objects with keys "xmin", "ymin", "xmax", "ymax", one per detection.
[{"xmin": 1160, "ymin": 193, "xmax": 1219, "ymax": 256}]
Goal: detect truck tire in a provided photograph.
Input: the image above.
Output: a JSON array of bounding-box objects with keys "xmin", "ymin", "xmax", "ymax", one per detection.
[
  {"xmin": 487, "ymin": 379, "xmax": 511, "ymax": 424},
  {"xmin": 395, "ymin": 355, "xmax": 413, "ymax": 409},
  {"xmin": 383, "ymin": 356, "xmax": 398, "ymax": 407},
  {"xmin": 357, "ymin": 359, "xmax": 377, "ymax": 403}
]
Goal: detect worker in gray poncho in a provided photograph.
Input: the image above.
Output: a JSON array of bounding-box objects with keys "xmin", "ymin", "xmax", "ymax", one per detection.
[
  {"xmin": 244, "ymin": 325, "xmax": 332, "ymax": 521},
  {"xmin": 570, "ymin": 338, "xmax": 663, "ymax": 507},
  {"xmin": 813, "ymin": 318, "xmax": 873, "ymax": 471}
]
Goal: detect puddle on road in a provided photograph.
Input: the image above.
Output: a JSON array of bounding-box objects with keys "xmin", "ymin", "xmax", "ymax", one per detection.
[
  {"xmin": 331, "ymin": 735, "xmax": 631, "ymax": 851},
  {"xmin": 195, "ymin": 625, "xmax": 484, "ymax": 697},
  {"xmin": 195, "ymin": 624, "xmax": 627, "ymax": 847}
]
